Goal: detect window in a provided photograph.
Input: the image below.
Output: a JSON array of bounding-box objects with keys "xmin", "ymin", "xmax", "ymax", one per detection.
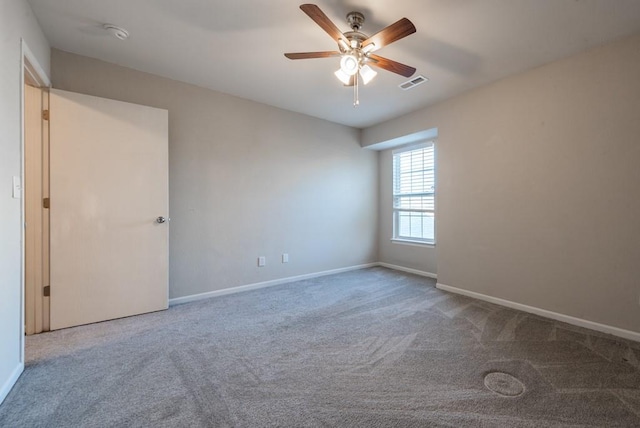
[{"xmin": 392, "ymin": 142, "xmax": 435, "ymax": 245}]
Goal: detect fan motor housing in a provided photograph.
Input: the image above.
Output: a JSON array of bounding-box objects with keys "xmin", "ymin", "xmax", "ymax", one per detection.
[{"xmin": 343, "ymin": 31, "xmax": 367, "ymax": 49}]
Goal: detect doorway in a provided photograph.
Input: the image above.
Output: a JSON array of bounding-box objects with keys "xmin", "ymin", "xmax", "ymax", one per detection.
[{"xmin": 21, "ymin": 47, "xmax": 169, "ymax": 338}]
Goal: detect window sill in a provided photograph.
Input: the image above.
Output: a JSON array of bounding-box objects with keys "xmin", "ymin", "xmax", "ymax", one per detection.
[{"xmin": 391, "ymin": 238, "xmax": 435, "ymax": 248}]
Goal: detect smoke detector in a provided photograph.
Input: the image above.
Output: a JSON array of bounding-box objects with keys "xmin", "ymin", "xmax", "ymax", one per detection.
[{"xmin": 103, "ymin": 24, "xmax": 129, "ymax": 40}]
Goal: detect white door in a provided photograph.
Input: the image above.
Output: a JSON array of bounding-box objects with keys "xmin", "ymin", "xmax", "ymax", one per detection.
[{"xmin": 49, "ymin": 89, "xmax": 168, "ymax": 330}]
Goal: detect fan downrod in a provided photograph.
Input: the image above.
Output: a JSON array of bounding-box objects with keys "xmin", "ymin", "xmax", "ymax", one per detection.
[{"xmin": 346, "ymin": 11, "xmax": 364, "ymax": 31}]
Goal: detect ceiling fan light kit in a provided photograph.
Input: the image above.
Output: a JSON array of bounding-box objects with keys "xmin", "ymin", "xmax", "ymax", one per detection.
[
  {"xmin": 359, "ymin": 65, "xmax": 377, "ymax": 85},
  {"xmin": 339, "ymin": 54, "xmax": 359, "ymax": 75},
  {"xmin": 284, "ymin": 4, "xmax": 417, "ymax": 107},
  {"xmin": 334, "ymin": 68, "xmax": 351, "ymax": 85}
]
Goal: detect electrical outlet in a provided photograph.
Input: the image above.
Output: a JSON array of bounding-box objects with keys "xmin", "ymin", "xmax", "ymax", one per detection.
[
  {"xmin": 282, "ymin": 253, "xmax": 289, "ymax": 263},
  {"xmin": 258, "ymin": 256, "xmax": 266, "ymax": 267}
]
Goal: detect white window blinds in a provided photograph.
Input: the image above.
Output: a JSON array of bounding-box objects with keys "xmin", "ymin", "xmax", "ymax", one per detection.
[{"xmin": 392, "ymin": 142, "xmax": 435, "ymax": 244}]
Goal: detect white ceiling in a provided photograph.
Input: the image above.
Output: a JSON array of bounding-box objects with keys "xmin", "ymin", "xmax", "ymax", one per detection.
[{"xmin": 28, "ymin": 0, "xmax": 640, "ymax": 128}]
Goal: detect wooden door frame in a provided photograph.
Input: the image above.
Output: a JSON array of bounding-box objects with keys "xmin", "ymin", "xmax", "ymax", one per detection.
[
  {"xmin": 20, "ymin": 39, "xmax": 50, "ymax": 358},
  {"xmin": 24, "ymin": 84, "xmax": 44, "ymax": 335}
]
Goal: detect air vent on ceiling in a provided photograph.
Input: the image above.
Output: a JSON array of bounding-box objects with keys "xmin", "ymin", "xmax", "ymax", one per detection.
[{"xmin": 399, "ymin": 75, "xmax": 429, "ymax": 91}]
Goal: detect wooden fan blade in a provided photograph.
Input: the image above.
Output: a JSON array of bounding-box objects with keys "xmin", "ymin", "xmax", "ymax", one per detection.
[
  {"xmin": 300, "ymin": 4, "xmax": 345, "ymax": 42},
  {"xmin": 362, "ymin": 18, "xmax": 416, "ymax": 52},
  {"xmin": 284, "ymin": 51, "xmax": 341, "ymax": 60},
  {"xmin": 368, "ymin": 54, "xmax": 416, "ymax": 77}
]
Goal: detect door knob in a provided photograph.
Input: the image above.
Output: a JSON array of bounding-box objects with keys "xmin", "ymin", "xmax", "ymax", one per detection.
[{"xmin": 156, "ymin": 216, "xmax": 167, "ymax": 224}]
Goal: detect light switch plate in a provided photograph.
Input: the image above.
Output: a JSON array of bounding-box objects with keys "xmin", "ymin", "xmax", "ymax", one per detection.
[{"xmin": 12, "ymin": 176, "xmax": 21, "ymax": 199}]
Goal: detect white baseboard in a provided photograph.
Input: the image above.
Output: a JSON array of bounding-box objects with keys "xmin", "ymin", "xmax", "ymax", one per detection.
[
  {"xmin": 169, "ymin": 263, "xmax": 639, "ymax": 343},
  {"xmin": 436, "ymin": 283, "xmax": 640, "ymax": 343},
  {"xmin": 378, "ymin": 262, "xmax": 437, "ymax": 279},
  {"xmin": 169, "ymin": 263, "xmax": 379, "ymax": 306},
  {"xmin": 0, "ymin": 363, "xmax": 23, "ymax": 405}
]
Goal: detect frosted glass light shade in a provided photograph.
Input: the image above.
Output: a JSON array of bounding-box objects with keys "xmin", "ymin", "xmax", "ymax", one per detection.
[
  {"xmin": 361, "ymin": 43, "xmax": 376, "ymax": 54},
  {"xmin": 333, "ymin": 68, "xmax": 351, "ymax": 85},
  {"xmin": 334, "ymin": 68, "xmax": 351, "ymax": 85},
  {"xmin": 340, "ymin": 55, "xmax": 359, "ymax": 76},
  {"xmin": 359, "ymin": 65, "xmax": 377, "ymax": 84}
]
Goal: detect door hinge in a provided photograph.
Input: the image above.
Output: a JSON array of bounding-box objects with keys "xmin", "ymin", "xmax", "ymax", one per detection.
[
  {"xmin": 43, "ymin": 197, "xmax": 50, "ymax": 209},
  {"xmin": 42, "ymin": 109, "xmax": 49, "ymax": 121},
  {"xmin": 43, "ymin": 285, "xmax": 50, "ymax": 297}
]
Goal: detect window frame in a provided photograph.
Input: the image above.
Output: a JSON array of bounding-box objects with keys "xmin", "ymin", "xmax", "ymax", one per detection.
[{"xmin": 391, "ymin": 141, "xmax": 436, "ymax": 246}]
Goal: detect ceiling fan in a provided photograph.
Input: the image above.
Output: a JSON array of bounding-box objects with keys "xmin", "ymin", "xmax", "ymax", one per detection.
[{"xmin": 284, "ymin": 4, "xmax": 417, "ymax": 106}]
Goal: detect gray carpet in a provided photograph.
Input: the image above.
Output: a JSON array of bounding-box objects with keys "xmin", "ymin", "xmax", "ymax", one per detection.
[{"xmin": 1, "ymin": 267, "xmax": 640, "ymax": 427}]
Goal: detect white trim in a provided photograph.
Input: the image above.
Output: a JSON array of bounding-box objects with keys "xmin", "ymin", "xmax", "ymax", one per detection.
[
  {"xmin": 21, "ymin": 41, "xmax": 50, "ymax": 87},
  {"xmin": 19, "ymin": 41, "xmax": 26, "ymax": 370},
  {"xmin": 391, "ymin": 140, "xmax": 432, "ymax": 155},
  {"xmin": 436, "ymin": 282, "xmax": 640, "ymax": 343},
  {"xmin": 0, "ymin": 363, "xmax": 24, "ymax": 405},
  {"xmin": 390, "ymin": 238, "xmax": 435, "ymax": 248},
  {"xmin": 362, "ymin": 127, "xmax": 438, "ymax": 151},
  {"xmin": 169, "ymin": 263, "xmax": 378, "ymax": 306},
  {"xmin": 378, "ymin": 262, "xmax": 437, "ymax": 279}
]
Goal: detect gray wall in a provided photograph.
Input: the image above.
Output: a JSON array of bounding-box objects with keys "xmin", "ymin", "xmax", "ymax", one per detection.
[
  {"xmin": 51, "ymin": 49, "xmax": 378, "ymax": 299},
  {"xmin": 365, "ymin": 33, "xmax": 640, "ymax": 333},
  {"xmin": 0, "ymin": 0, "xmax": 50, "ymax": 401}
]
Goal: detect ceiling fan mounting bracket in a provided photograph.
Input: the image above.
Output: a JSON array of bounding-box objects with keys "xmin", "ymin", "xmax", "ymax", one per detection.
[{"xmin": 346, "ymin": 11, "xmax": 365, "ymax": 31}]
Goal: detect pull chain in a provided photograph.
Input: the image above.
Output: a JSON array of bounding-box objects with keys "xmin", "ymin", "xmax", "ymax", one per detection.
[{"xmin": 353, "ymin": 71, "xmax": 360, "ymax": 107}]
